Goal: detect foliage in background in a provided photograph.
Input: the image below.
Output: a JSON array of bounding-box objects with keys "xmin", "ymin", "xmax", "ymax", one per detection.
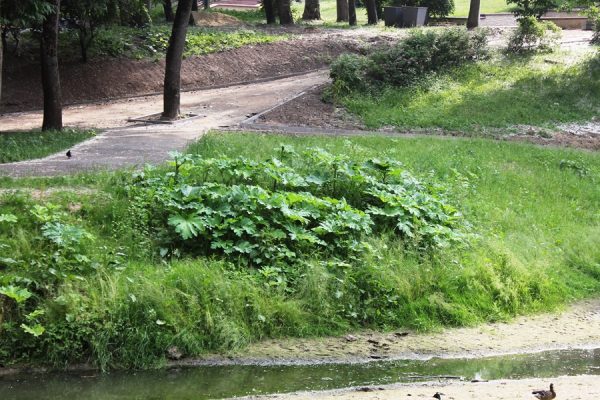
[
  {"xmin": 506, "ymin": 16, "xmax": 561, "ymax": 53},
  {"xmin": 329, "ymin": 27, "xmax": 488, "ymax": 97},
  {"xmin": 506, "ymin": 0, "xmax": 557, "ymax": 17},
  {"xmin": 0, "ymin": 129, "xmax": 96, "ymax": 163}
]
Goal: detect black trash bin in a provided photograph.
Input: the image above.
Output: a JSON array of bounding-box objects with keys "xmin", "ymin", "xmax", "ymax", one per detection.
[{"xmin": 383, "ymin": 5, "xmax": 427, "ymax": 27}]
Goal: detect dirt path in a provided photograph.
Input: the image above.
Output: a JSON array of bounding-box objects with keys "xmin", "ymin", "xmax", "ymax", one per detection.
[
  {"xmin": 180, "ymin": 298, "xmax": 600, "ymax": 366},
  {"xmin": 0, "ymin": 70, "xmax": 328, "ymax": 177}
]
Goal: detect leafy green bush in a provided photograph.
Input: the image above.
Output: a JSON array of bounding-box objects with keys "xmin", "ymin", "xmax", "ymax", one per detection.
[
  {"xmin": 506, "ymin": 0, "xmax": 557, "ymax": 17},
  {"xmin": 330, "ymin": 28, "xmax": 488, "ymax": 96},
  {"xmin": 506, "ymin": 16, "xmax": 561, "ymax": 53},
  {"xmin": 589, "ymin": 6, "xmax": 600, "ymax": 45},
  {"xmin": 128, "ymin": 147, "xmax": 467, "ymax": 267}
]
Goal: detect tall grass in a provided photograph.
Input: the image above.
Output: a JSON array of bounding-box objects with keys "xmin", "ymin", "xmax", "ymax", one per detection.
[
  {"xmin": 2, "ymin": 133, "xmax": 599, "ymax": 369},
  {"xmin": 0, "ymin": 129, "xmax": 96, "ymax": 163},
  {"xmin": 341, "ymin": 51, "xmax": 600, "ymax": 131}
]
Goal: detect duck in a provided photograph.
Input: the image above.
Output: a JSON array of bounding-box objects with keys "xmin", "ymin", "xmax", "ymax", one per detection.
[
  {"xmin": 433, "ymin": 393, "xmax": 444, "ymax": 400},
  {"xmin": 532, "ymin": 383, "xmax": 556, "ymax": 400}
]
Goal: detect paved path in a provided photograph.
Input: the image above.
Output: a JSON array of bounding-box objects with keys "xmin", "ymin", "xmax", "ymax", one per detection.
[{"xmin": 0, "ymin": 70, "xmax": 329, "ymax": 178}]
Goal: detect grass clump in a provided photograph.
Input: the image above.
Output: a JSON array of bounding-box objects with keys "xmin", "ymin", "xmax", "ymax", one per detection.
[
  {"xmin": 335, "ymin": 48, "xmax": 600, "ymax": 131},
  {"xmin": 1, "ymin": 134, "xmax": 600, "ymax": 369},
  {"xmin": 0, "ymin": 129, "xmax": 96, "ymax": 163}
]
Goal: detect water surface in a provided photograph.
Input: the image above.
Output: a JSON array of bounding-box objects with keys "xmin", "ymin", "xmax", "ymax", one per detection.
[{"xmin": 1, "ymin": 348, "xmax": 599, "ymax": 400}]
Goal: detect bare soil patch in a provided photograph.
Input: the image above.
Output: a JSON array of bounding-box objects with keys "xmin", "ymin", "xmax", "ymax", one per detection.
[
  {"xmin": 257, "ymin": 86, "xmax": 600, "ymax": 151},
  {"xmin": 0, "ymin": 35, "xmax": 360, "ymax": 113},
  {"xmin": 182, "ymin": 298, "xmax": 600, "ymax": 366},
  {"xmin": 190, "ymin": 11, "xmax": 246, "ymax": 27}
]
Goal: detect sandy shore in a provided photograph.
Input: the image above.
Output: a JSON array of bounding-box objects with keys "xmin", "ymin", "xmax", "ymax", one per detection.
[
  {"xmin": 253, "ymin": 375, "xmax": 599, "ymax": 400},
  {"xmin": 184, "ymin": 298, "xmax": 600, "ymax": 365}
]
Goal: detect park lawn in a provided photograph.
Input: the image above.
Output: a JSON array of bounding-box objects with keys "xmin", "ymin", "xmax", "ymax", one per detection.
[
  {"xmin": 341, "ymin": 50, "xmax": 600, "ymax": 132},
  {"xmin": 0, "ymin": 129, "xmax": 96, "ymax": 163},
  {"xmin": 453, "ymin": 0, "xmax": 512, "ymax": 16},
  {"xmin": 1, "ymin": 133, "xmax": 599, "ymax": 369}
]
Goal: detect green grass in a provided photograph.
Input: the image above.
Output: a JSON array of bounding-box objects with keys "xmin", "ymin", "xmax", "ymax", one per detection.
[
  {"xmin": 0, "ymin": 129, "xmax": 96, "ymax": 164},
  {"xmin": 452, "ymin": 0, "xmax": 512, "ymax": 16},
  {"xmin": 341, "ymin": 51, "xmax": 600, "ymax": 131},
  {"xmin": 1, "ymin": 134, "xmax": 599, "ymax": 369}
]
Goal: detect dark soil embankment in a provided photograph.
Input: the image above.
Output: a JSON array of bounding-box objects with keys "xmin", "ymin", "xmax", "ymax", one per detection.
[{"xmin": 1, "ymin": 37, "xmax": 359, "ymax": 112}]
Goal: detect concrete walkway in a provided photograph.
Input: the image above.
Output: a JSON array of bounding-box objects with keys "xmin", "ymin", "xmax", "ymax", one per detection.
[{"xmin": 0, "ymin": 70, "xmax": 329, "ymax": 178}]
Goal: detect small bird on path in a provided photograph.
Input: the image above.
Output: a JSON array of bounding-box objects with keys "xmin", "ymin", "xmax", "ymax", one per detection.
[
  {"xmin": 532, "ymin": 383, "xmax": 556, "ymax": 400},
  {"xmin": 66, "ymin": 150, "xmax": 72, "ymax": 159},
  {"xmin": 433, "ymin": 393, "xmax": 444, "ymax": 400}
]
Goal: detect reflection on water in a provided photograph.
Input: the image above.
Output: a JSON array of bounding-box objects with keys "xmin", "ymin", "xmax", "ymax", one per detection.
[{"xmin": 1, "ymin": 348, "xmax": 599, "ymax": 400}]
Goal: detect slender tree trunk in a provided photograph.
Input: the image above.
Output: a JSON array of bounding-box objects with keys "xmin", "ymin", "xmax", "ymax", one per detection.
[
  {"xmin": 466, "ymin": 0, "xmax": 480, "ymax": 29},
  {"xmin": 163, "ymin": 0, "xmax": 175, "ymax": 21},
  {"xmin": 264, "ymin": 0, "xmax": 276, "ymax": 23},
  {"xmin": 147, "ymin": 0, "xmax": 152, "ymax": 12},
  {"xmin": 162, "ymin": 0, "xmax": 194, "ymax": 119},
  {"xmin": 336, "ymin": 0, "xmax": 349, "ymax": 22},
  {"xmin": 302, "ymin": 0, "xmax": 321, "ymax": 20},
  {"xmin": 41, "ymin": 0, "xmax": 62, "ymax": 131},
  {"xmin": 365, "ymin": 0, "xmax": 378, "ymax": 24},
  {"xmin": 204, "ymin": 0, "xmax": 210, "ymax": 9},
  {"xmin": 107, "ymin": 0, "xmax": 120, "ymax": 23},
  {"xmin": 190, "ymin": 0, "xmax": 198, "ymax": 25},
  {"xmin": 0, "ymin": 24, "xmax": 3, "ymax": 106},
  {"xmin": 348, "ymin": 0, "xmax": 356, "ymax": 25},
  {"xmin": 279, "ymin": 0, "xmax": 293, "ymax": 24}
]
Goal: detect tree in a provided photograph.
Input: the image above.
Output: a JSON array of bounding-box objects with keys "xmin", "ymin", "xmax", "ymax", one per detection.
[
  {"xmin": 263, "ymin": 0, "xmax": 276, "ymax": 23},
  {"xmin": 302, "ymin": 0, "xmax": 321, "ymax": 20},
  {"xmin": 279, "ymin": 0, "xmax": 293, "ymax": 24},
  {"xmin": 162, "ymin": 0, "xmax": 194, "ymax": 119},
  {"xmin": 336, "ymin": 0, "xmax": 349, "ymax": 21},
  {"xmin": 163, "ymin": 0, "xmax": 174, "ymax": 21},
  {"xmin": 348, "ymin": 0, "xmax": 356, "ymax": 25},
  {"xmin": 41, "ymin": 0, "xmax": 62, "ymax": 130},
  {"xmin": 506, "ymin": 0, "xmax": 558, "ymax": 17},
  {"xmin": 466, "ymin": 0, "xmax": 480, "ymax": 28},
  {"xmin": 62, "ymin": 0, "xmax": 110, "ymax": 62},
  {"xmin": 365, "ymin": 0, "xmax": 378, "ymax": 24}
]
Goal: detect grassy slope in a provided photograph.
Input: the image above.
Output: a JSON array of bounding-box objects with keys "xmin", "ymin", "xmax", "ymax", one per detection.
[
  {"xmin": 342, "ymin": 51, "xmax": 600, "ymax": 131},
  {"xmin": 0, "ymin": 129, "xmax": 96, "ymax": 163},
  {"xmin": 1, "ymin": 134, "xmax": 599, "ymax": 369}
]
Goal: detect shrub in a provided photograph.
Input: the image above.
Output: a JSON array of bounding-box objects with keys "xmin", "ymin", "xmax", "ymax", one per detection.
[
  {"xmin": 127, "ymin": 148, "xmax": 468, "ymax": 267},
  {"xmin": 506, "ymin": 0, "xmax": 558, "ymax": 18},
  {"xmin": 506, "ymin": 16, "xmax": 561, "ymax": 54},
  {"xmin": 589, "ymin": 6, "xmax": 600, "ymax": 45},
  {"xmin": 330, "ymin": 28, "xmax": 488, "ymax": 95}
]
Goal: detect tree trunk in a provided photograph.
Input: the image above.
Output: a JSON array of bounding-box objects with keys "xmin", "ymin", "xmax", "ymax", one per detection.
[
  {"xmin": 348, "ymin": 0, "xmax": 356, "ymax": 25},
  {"xmin": 365, "ymin": 0, "xmax": 378, "ymax": 24},
  {"xmin": 264, "ymin": 0, "xmax": 276, "ymax": 23},
  {"xmin": 466, "ymin": 0, "xmax": 480, "ymax": 29},
  {"xmin": 204, "ymin": 0, "xmax": 210, "ymax": 10},
  {"xmin": 107, "ymin": 0, "xmax": 120, "ymax": 23},
  {"xmin": 163, "ymin": 0, "xmax": 175, "ymax": 21},
  {"xmin": 41, "ymin": 0, "xmax": 63, "ymax": 131},
  {"xmin": 279, "ymin": 0, "xmax": 293, "ymax": 24},
  {"xmin": 162, "ymin": 0, "xmax": 194, "ymax": 119},
  {"xmin": 336, "ymin": 0, "xmax": 349, "ymax": 22},
  {"xmin": 302, "ymin": 0, "xmax": 321, "ymax": 20},
  {"xmin": 192, "ymin": 0, "xmax": 198, "ymax": 11}
]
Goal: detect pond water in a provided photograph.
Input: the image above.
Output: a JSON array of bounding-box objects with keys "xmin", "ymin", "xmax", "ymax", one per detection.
[{"xmin": 1, "ymin": 348, "xmax": 599, "ymax": 400}]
